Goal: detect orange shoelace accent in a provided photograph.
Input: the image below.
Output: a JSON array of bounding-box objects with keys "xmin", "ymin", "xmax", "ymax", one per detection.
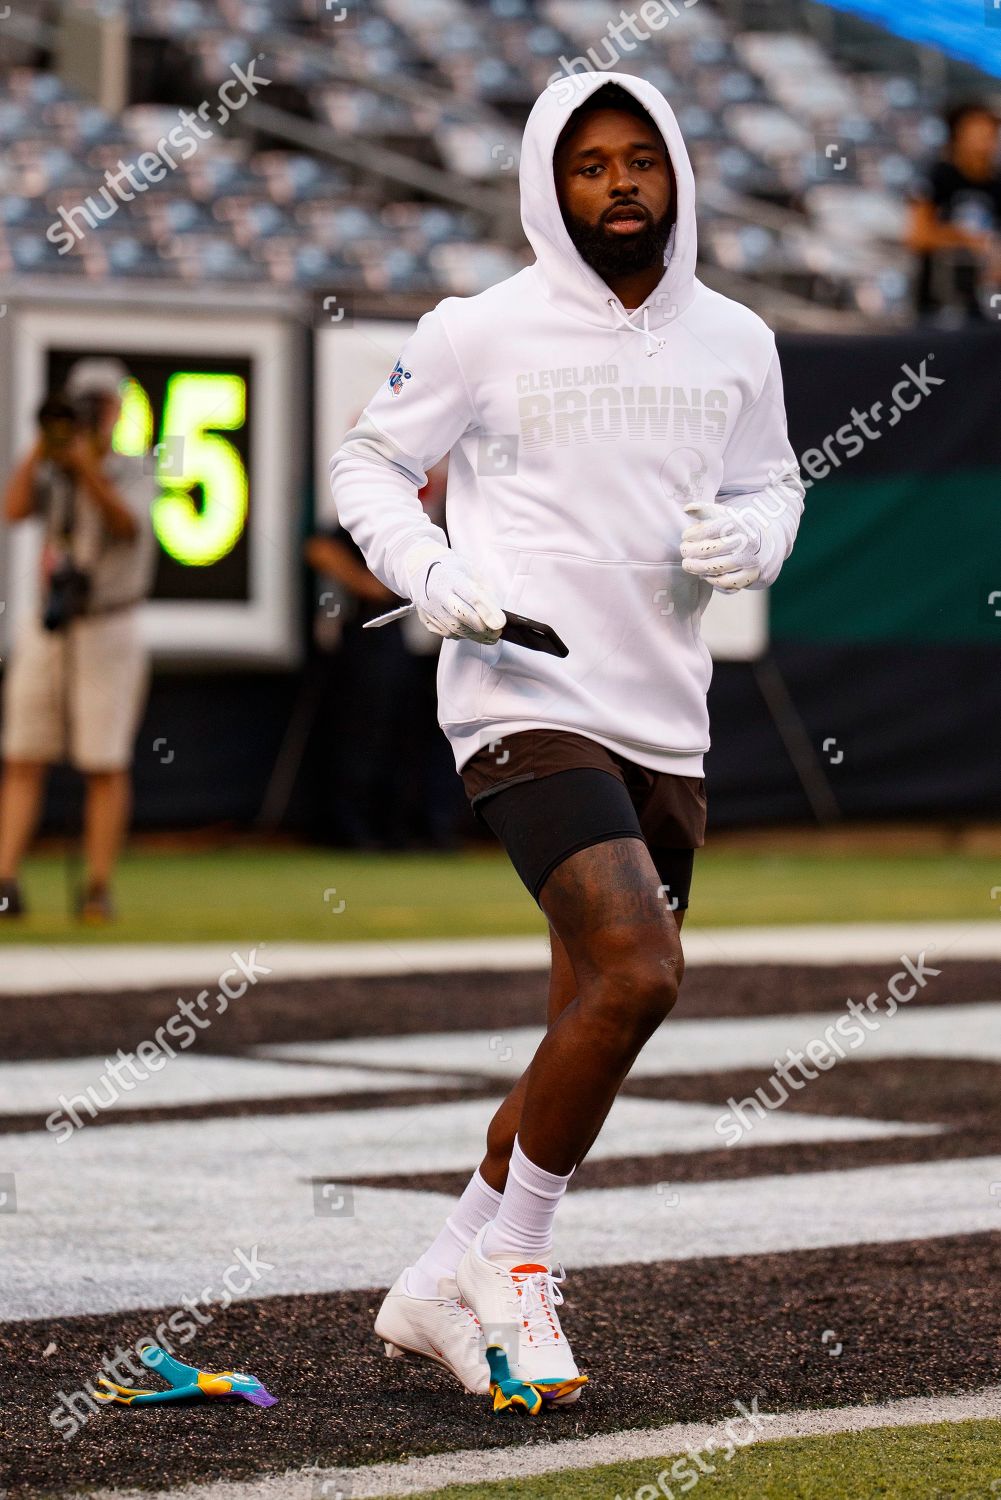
[{"xmin": 509, "ymin": 1264, "xmax": 562, "ymax": 1344}]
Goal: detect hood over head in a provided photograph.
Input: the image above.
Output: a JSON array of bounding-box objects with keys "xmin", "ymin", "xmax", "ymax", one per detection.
[{"xmin": 519, "ymin": 70, "xmax": 697, "ymax": 333}]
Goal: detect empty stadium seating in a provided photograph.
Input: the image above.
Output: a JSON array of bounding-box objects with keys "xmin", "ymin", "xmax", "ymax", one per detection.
[{"xmin": 0, "ymin": 0, "xmax": 980, "ymax": 320}]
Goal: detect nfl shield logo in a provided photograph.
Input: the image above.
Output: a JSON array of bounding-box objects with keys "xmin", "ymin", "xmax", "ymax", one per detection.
[{"xmin": 389, "ymin": 360, "xmax": 412, "ymax": 396}]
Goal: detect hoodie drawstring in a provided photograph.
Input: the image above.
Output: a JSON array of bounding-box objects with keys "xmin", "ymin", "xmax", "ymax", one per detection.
[{"xmin": 607, "ymin": 298, "xmax": 667, "ymax": 358}]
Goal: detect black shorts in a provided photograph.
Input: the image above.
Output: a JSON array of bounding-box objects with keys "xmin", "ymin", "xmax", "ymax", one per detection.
[{"xmin": 461, "ymin": 729, "xmax": 706, "ymax": 907}]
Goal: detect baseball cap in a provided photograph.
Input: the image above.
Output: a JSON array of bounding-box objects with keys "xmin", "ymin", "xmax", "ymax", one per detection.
[{"xmin": 64, "ymin": 357, "xmax": 130, "ymax": 399}]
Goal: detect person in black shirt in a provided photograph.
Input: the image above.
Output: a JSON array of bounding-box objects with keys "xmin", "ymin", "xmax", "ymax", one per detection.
[
  {"xmin": 908, "ymin": 101, "xmax": 1001, "ymax": 320},
  {"xmin": 304, "ymin": 474, "xmax": 466, "ymax": 849},
  {"xmin": 304, "ymin": 526, "xmax": 409, "ymax": 848}
]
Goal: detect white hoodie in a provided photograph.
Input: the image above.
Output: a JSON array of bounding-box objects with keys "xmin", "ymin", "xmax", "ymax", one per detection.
[{"xmin": 330, "ymin": 71, "xmax": 804, "ymax": 776}]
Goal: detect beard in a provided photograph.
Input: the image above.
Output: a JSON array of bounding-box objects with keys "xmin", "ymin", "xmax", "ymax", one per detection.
[{"xmin": 563, "ymin": 204, "xmax": 673, "ymax": 283}]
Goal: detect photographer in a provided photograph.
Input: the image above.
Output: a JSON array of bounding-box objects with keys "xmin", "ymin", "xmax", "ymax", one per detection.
[
  {"xmin": 908, "ymin": 101, "xmax": 1001, "ymax": 321},
  {"xmin": 0, "ymin": 359, "xmax": 156, "ymax": 922}
]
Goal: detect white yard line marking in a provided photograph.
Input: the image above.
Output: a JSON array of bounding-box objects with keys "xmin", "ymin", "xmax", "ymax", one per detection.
[
  {"xmin": 3, "ymin": 1119, "xmax": 993, "ymax": 1320},
  {"xmin": 2, "ymin": 921, "xmax": 1000, "ymax": 993},
  {"xmin": 557, "ymin": 1156, "xmax": 1001, "ymax": 1266},
  {"xmin": 0, "ymin": 939, "xmax": 549, "ymax": 993},
  {"xmin": 260, "ymin": 1001, "xmax": 1001, "ymax": 1079},
  {"xmin": 70, "ymin": 1385, "xmax": 1001, "ymax": 1500},
  {"xmin": 0, "ymin": 1055, "xmax": 468, "ymax": 1117},
  {"xmin": 8, "ymin": 1088, "xmax": 932, "ymax": 1150}
]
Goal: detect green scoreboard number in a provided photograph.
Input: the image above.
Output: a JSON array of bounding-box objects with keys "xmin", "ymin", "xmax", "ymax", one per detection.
[
  {"xmin": 38, "ymin": 332, "xmax": 298, "ymax": 663},
  {"xmin": 115, "ymin": 371, "xmax": 249, "ymax": 568},
  {"xmin": 47, "ymin": 349, "xmax": 255, "ymax": 604}
]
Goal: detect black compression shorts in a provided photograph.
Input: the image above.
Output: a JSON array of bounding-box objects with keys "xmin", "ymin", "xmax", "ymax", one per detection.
[{"xmin": 461, "ymin": 731, "xmax": 706, "ymax": 907}]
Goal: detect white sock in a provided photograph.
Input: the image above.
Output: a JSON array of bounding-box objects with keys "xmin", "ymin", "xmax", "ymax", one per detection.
[
  {"xmin": 405, "ymin": 1169, "xmax": 502, "ymax": 1298},
  {"xmin": 480, "ymin": 1137, "xmax": 571, "ymax": 1261}
]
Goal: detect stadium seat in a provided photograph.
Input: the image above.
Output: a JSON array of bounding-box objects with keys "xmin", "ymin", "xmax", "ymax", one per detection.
[{"xmin": 0, "ymin": 0, "xmax": 958, "ymax": 315}]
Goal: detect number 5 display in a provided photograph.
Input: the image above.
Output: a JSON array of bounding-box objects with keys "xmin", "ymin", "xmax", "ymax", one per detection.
[{"xmin": 152, "ymin": 373, "xmax": 249, "ymax": 567}]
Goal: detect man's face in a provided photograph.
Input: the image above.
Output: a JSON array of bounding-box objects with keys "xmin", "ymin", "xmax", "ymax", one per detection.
[
  {"xmin": 40, "ymin": 417, "xmax": 78, "ymax": 463},
  {"xmin": 554, "ymin": 106, "xmax": 674, "ymax": 282},
  {"xmin": 955, "ymin": 111, "xmax": 1000, "ymax": 166}
]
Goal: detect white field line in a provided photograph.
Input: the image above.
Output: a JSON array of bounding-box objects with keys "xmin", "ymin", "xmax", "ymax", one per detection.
[
  {"xmin": 6, "ymin": 1151, "xmax": 998, "ymax": 1321},
  {"xmin": 0, "ymin": 1054, "xmax": 470, "ymax": 1116},
  {"xmin": 72, "ymin": 1384, "xmax": 1001, "ymax": 1500},
  {"xmin": 258, "ymin": 1001, "xmax": 1001, "ymax": 1080},
  {"xmin": 3, "ymin": 921, "xmax": 1001, "ymax": 993}
]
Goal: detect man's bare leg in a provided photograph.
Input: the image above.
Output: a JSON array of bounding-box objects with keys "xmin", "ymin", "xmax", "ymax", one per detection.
[
  {"xmin": 0, "ymin": 760, "xmax": 48, "ymax": 882},
  {"xmin": 470, "ymin": 835, "xmax": 680, "ymax": 1273},
  {"xmin": 481, "ymin": 896, "xmax": 685, "ymax": 1190},
  {"xmin": 394, "ymin": 842, "xmax": 680, "ymax": 1290},
  {"xmin": 398, "ymin": 925, "xmax": 577, "ymax": 1308},
  {"xmin": 453, "ymin": 838, "xmax": 681, "ymax": 1394},
  {"xmin": 516, "ymin": 838, "xmax": 682, "ymax": 1174},
  {"xmin": 472, "ymin": 834, "xmax": 682, "ymax": 1259},
  {"xmin": 83, "ymin": 769, "xmax": 131, "ymax": 890},
  {"xmin": 377, "ymin": 839, "xmax": 684, "ymax": 1394},
  {"xmin": 479, "ymin": 925, "xmax": 577, "ymax": 1192}
]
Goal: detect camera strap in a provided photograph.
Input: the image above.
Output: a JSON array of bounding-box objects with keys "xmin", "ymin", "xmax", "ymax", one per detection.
[{"xmin": 48, "ymin": 466, "xmax": 77, "ymax": 553}]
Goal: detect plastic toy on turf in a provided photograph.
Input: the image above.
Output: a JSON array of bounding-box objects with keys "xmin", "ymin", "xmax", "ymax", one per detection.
[
  {"xmin": 94, "ymin": 1343, "xmax": 278, "ymax": 1408},
  {"xmin": 485, "ymin": 1346, "xmax": 588, "ymax": 1415}
]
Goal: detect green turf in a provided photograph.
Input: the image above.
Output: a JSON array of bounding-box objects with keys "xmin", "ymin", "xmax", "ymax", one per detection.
[
  {"xmin": 0, "ymin": 846, "xmax": 997, "ymax": 944},
  {"xmin": 411, "ymin": 1418, "xmax": 1001, "ymax": 1499}
]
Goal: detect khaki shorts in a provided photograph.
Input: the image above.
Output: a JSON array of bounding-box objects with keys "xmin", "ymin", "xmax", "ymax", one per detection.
[{"xmin": 1, "ymin": 610, "xmax": 150, "ymax": 772}]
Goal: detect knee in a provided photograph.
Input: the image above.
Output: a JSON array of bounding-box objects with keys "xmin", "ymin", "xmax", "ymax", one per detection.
[
  {"xmin": 589, "ymin": 935, "xmax": 684, "ymax": 1045},
  {"xmin": 626, "ymin": 949, "xmax": 683, "ymax": 1029}
]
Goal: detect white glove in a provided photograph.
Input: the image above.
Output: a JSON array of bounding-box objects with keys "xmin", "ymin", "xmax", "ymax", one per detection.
[
  {"xmin": 404, "ymin": 543, "xmax": 505, "ymax": 643},
  {"xmin": 680, "ymin": 501, "xmax": 764, "ymax": 593}
]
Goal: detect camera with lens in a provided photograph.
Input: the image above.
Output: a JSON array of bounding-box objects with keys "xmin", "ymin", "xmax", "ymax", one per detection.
[
  {"xmin": 42, "ymin": 557, "xmax": 91, "ymax": 632},
  {"xmin": 37, "ymin": 392, "xmax": 99, "ymax": 632}
]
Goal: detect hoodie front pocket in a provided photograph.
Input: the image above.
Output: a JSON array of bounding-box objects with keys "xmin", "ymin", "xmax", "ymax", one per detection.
[
  {"xmin": 472, "ymin": 549, "xmax": 712, "ymax": 751},
  {"xmin": 476, "ymin": 551, "xmax": 534, "ymax": 673}
]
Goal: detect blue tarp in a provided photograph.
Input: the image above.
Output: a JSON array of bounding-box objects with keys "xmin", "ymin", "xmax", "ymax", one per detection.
[{"xmin": 822, "ymin": 0, "xmax": 1001, "ymax": 79}]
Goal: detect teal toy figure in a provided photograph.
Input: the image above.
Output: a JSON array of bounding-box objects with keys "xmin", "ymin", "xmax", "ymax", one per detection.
[
  {"xmin": 485, "ymin": 1345, "xmax": 588, "ymax": 1416},
  {"xmin": 486, "ymin": 1345, "xmax": 544, "ymax": 1416},
  {"xmin": 95, "ymin": 1342, "xmax": 278, "ymax": 1408}
]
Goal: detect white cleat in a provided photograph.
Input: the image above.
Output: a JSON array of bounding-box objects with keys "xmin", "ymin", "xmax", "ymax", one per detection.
[
  {"xmin": 456, "ymin": 1225, "xmax": 586, "ymax": 1408},
  {"xmin": 374, "ymin": 1272, "xmax": 490, "ymax": 1395}
]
